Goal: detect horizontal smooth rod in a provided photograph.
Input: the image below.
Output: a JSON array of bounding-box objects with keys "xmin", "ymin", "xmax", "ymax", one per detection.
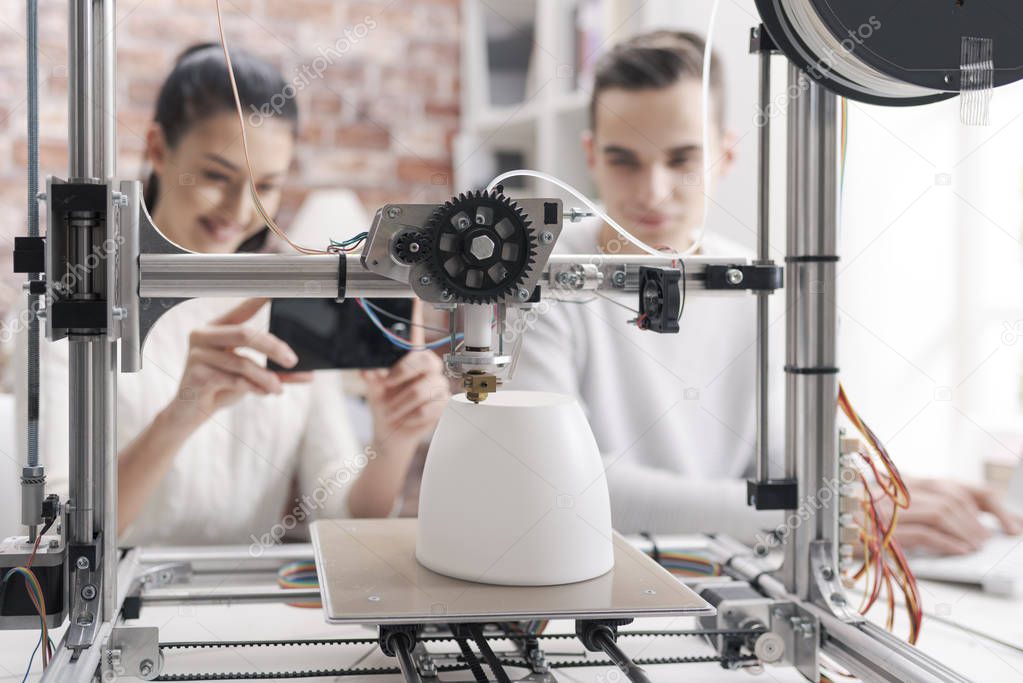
[{"xmin": 139, "ymin": 253, "xmax": 752, "ymax": 299}]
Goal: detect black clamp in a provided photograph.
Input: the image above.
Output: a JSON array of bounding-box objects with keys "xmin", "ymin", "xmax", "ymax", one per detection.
[
  {"xmin": 704, "ymin": 263, "xmax": 783, "ymax": 292},
  {"xmin": 749, "ymin": 24, "xmax": 778, "ymax": 54},
  {"xmin": 576, "ymin": 619, "xmax": 633, "ymax": 652},
  {"xmin": 746, "ymin": 479, "xmax": 799, "ymax": 510},
  {"xmin": 13, "ymin": 236, "xmax": 45, "ymax": 274},
  {"xmin": 378, "ymin": 624, "xmax": 421, "ymax": 657}
]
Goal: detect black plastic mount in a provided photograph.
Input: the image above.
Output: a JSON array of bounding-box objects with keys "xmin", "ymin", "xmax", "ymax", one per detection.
[
  {"xmin": 638, "ymin": 267, "xmax": 681, "ymax": 334},
  {"xmin": 749, "ymin": 24, "xmax": 777, "ymax": 54},
  {"xmin": 746, "ymin": 479, "xmax": 799, "ymax": 510},
  {"xmin": 704, "ymin": 264, "xmax": 783, "ymax": 292},
  {"xmin": 378, "ymin": 624, "xmax": 422, "ymax": 657},
  {"xmin": 13, "ymin": 236, "xmax": 45, "ymax": 274},
  {"xmin": 575, "ymin": 618, "xmax": 633, "ymax": 652}
]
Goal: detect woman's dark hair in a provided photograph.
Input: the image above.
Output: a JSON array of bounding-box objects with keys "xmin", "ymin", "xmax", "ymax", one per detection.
[{"xmin": 144, "ymin": 43, "xmax": 299, "ymax": 252}]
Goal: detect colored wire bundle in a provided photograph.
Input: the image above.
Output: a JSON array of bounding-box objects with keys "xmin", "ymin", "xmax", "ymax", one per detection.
[
  {"xmin": 276, "ymin": 561, "xmax": 320, "ymax": 609},
  {"xmin": 328, "ymin": 232, "xmax": 368, "ymax": 254},
  {"xmin": 2, "ymin": 530, "xmax": 54, "ymax": 680},
  {"xmin": 355, "ymin": 299, "xmax": 464, "ymax": 352},
  {"xmin": 838, "ymin": 384, "xmax": 922, "ymax": 643},
  {"xmin": 644, "ymin": 548, "xmax": 721, "ymax": 577}
]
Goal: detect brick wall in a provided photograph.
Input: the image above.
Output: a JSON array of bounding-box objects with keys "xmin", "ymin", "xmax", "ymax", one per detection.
[{"xmin": 0, "ymin": 0, "xmax": 460, "ymax": 318}]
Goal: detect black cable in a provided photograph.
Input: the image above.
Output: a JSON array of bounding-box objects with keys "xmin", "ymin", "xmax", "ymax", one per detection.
[
  {"xmin": 470, "ymin": 624, "xmax": 512, "ymax": 683},
  {"xmin": 639, "ymin": 531, "xmax": 661, "ymax": 564},
  {"xmin": 677, "ymin": 257, "xmax": 687, "ymax": 323},
  {"xmin": 454, "ymin": 636, "xmax": 488, "ymax": 683}
]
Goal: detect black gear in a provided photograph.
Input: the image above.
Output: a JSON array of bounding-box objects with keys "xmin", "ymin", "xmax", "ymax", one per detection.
[
  {"xmin": 392, "ymin": 230, "xmax": 431, "ymax": 265},
  {"xmin": 424, "ymin": 188, "xmax": 536, "ymax": 304}
]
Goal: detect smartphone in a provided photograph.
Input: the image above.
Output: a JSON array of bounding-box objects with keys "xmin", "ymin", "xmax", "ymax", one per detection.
[{"xmin": 267, "ymin": 298, "xmax": 413, "ymax": 371}]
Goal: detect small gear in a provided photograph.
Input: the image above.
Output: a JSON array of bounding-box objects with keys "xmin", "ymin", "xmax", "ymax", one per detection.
[
  {"xmin": 424, "ymin": 188, "xmax": 536, "ymax": 304},
  {"xmin": 392, "ymin": 230, "xmax": 431, "ymax": 265}
]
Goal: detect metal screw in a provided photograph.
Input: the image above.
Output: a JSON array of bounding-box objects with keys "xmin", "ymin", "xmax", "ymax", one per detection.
[
  {"xmin": 113, "ymin": 192, "xmax": 129, "ymax": 207},
  {"xmin": 37, "ymin": 309, "xmax": 47, "ymax": 321},
  {"xmin": 440, "ymin": 290, "xmax": 453, "ymax": 302},
  {"xmin": 456, "ymin": 216, "xmax": 471, "ymax": 230},
  {"xmin": 36, "ymin": 192, "xmax": 47, "ymax": 202},
  {"xmin": 368, "ymin": 595, "xmax": 381, "ymax": 602},
  {"xmin": 820, "ymin": 565, "xmax": 834, "ymax": 581},
  {"xmin": 386, "ymin": 207, "xmax": 401, "ymax": 219},
  {"xmin": 419, "ymin": 275, "xmax": 432, "ymax": 286},
  {"xmin": 76, "ymin": 556, "xmax": 90, "ymax": 570},
  {"xmin": 644, "ymin": 589, "xmax": 657, "ymax": 595},
  {"xmin": 611, "ymin": 270, "xmax": 626, "ymax": 287},
  {"xmin": 517, "ymin": 288, "xmax": 530, "ymax": 301},
  {"xmin": 830, "ymin": 592, "xmax": 846, "ymax": 605},
  {"xmin": 81, "ymin": 584, "xmax": 97, "ymax": 600},
  {"xmin": 540, "ymin": 231, "xmax": 554, "ymax": 244},
  {"xmin": 77, "ymin": 612, "xmax": 94, "ymax": 626},
  {"xmin": 112, "ymin": 307, "xmax": 128, "ymax": 321},
  {"xmin": 726, "ymin": 268, "xmax": 744, "ymax": 286},
  {"xmin": 409, "ymin": 242, "xmax": 420, "ymax": 253},
  {"xmin": 139, "ymin": 659, "xmax": 154, "ymax": 677}
]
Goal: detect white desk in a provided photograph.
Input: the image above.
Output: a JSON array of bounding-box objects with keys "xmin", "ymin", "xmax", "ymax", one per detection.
[{"xmin": 2, "ymin": 580, "xmax": 1020, "ymax": 681}]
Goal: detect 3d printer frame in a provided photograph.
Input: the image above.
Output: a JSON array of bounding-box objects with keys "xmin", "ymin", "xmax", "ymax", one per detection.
[{"xmin": 2, "ymin": 1, "xmax": 990, "ymax": 681}]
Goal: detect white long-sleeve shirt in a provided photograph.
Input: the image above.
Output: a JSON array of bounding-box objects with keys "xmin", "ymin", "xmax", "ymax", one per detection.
[
  {"xmin": 506, "ymin": 220, "xmax": 784, "ymax": 543},
  {"xmin": 37, "ymin": 297, "xmax": 363, "ymax": 547}
]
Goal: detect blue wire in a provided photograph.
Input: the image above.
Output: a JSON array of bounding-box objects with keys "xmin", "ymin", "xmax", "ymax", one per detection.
[
  {"xmin": 22, "ymin": 633, "xmax": 41, "ymax": 683},
  {"xmin": 357, "ymin": 299, "xmax": 462, "ymax": 351}
]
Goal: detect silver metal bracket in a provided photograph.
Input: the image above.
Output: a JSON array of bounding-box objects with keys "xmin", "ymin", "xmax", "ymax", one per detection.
[{"xmin": 104, "ymin": 626, "xmax": 163, "ymax": 680}]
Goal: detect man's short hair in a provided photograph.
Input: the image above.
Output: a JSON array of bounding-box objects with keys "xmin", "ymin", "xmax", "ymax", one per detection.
[{"xmin": 589, "ymin": 30, "xmax": 726, "ymax": 132}]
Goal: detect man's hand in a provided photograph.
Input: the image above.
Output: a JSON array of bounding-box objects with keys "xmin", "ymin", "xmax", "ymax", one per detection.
[{"xmin": 889, "ymin": 477, "xmax": 1023, "ymax": 555}]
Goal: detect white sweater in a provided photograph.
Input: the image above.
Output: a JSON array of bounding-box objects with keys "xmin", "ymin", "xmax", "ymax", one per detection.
[
  {"xmin": 38, "ymin": 297, "xmax": 362, "ymax": 547},
  {"xmin": 506, "ymin": 221, "xmax": 784, "ymax": 543}
]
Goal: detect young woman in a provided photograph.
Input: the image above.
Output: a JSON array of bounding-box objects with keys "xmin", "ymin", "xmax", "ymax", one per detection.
[{"xmin": 39, "ymin": 44, "xmax": 448, "ymax": 545}]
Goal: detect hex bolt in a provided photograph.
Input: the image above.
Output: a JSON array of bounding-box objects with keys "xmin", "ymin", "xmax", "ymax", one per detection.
[
  {"xmin": 468, "ymin": 234, "xmax": 496, "ymax": 261},
  {"xmin": 386, "ymin": 206, "xmax": 401, "ymax": 219},
  {"xmin": 611, "ymin": 270, "xmax": 627, "ymax": 287},
  {"xmin": 726, "ymin": 268, "xmax": 744, "ymax": 286},
  {"xmin": 81, "ymin": 584, "xmax": 97, "ymax": 601},
  {"xmin": 419, "ymin": 275, "xmax": 432, "ymax": 286},
  {"xmin": 76, "ymin": 556, "xmax": 90, "ymax": 570},
  {"xmin": 540, "ymin": 231, "xmax": 554, "ymax": 244},
  {"xmin": 139, "ymin": 659, "xmax": 155, "ymax": 677}
]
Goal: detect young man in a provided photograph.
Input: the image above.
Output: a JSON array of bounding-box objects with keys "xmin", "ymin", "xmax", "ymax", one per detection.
[{"xmin": 507, "ymin": 30, "xmax": 1021, "ymax": 552}]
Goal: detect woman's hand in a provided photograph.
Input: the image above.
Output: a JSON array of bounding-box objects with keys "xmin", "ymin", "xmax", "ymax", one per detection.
[
  {"xmin": 347, "ymin": 301, "xmax": 450, "ymax": 517},
  {"xmin": 362, "ymin": 301, "xmax": 450, "ymax": 448},
  {"xmin": 887, "ymin": 477, "xmax": 1023, "ymax": 555},
  {"xmin": 162, "ymin": 298, "xmax": 312, "ymax": 432}
]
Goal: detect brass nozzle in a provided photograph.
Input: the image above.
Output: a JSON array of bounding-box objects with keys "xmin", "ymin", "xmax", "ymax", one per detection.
[{"xmin": 463, "ymin": 371, "xmax": 497, "ymax": 404}]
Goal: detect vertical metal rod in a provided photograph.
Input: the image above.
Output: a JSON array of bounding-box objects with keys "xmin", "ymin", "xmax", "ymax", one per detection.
[
  {"xmin": 68, "ymin": 340, "xmax": 95, "ymax": 544},
  {"xmin": 783, "ymin": 65, "xmax": 840, "ymax": 599},
  {"xmin": 68, "ymin": 0, "xmax": 95, "ymax": 180},
  {"xmin": 94, "ymin": 0, "xmax": 116, "ymax": 179},
  {"xmin": 754, "ymin": 47, "xmax": 772, "ymax": 483}
]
